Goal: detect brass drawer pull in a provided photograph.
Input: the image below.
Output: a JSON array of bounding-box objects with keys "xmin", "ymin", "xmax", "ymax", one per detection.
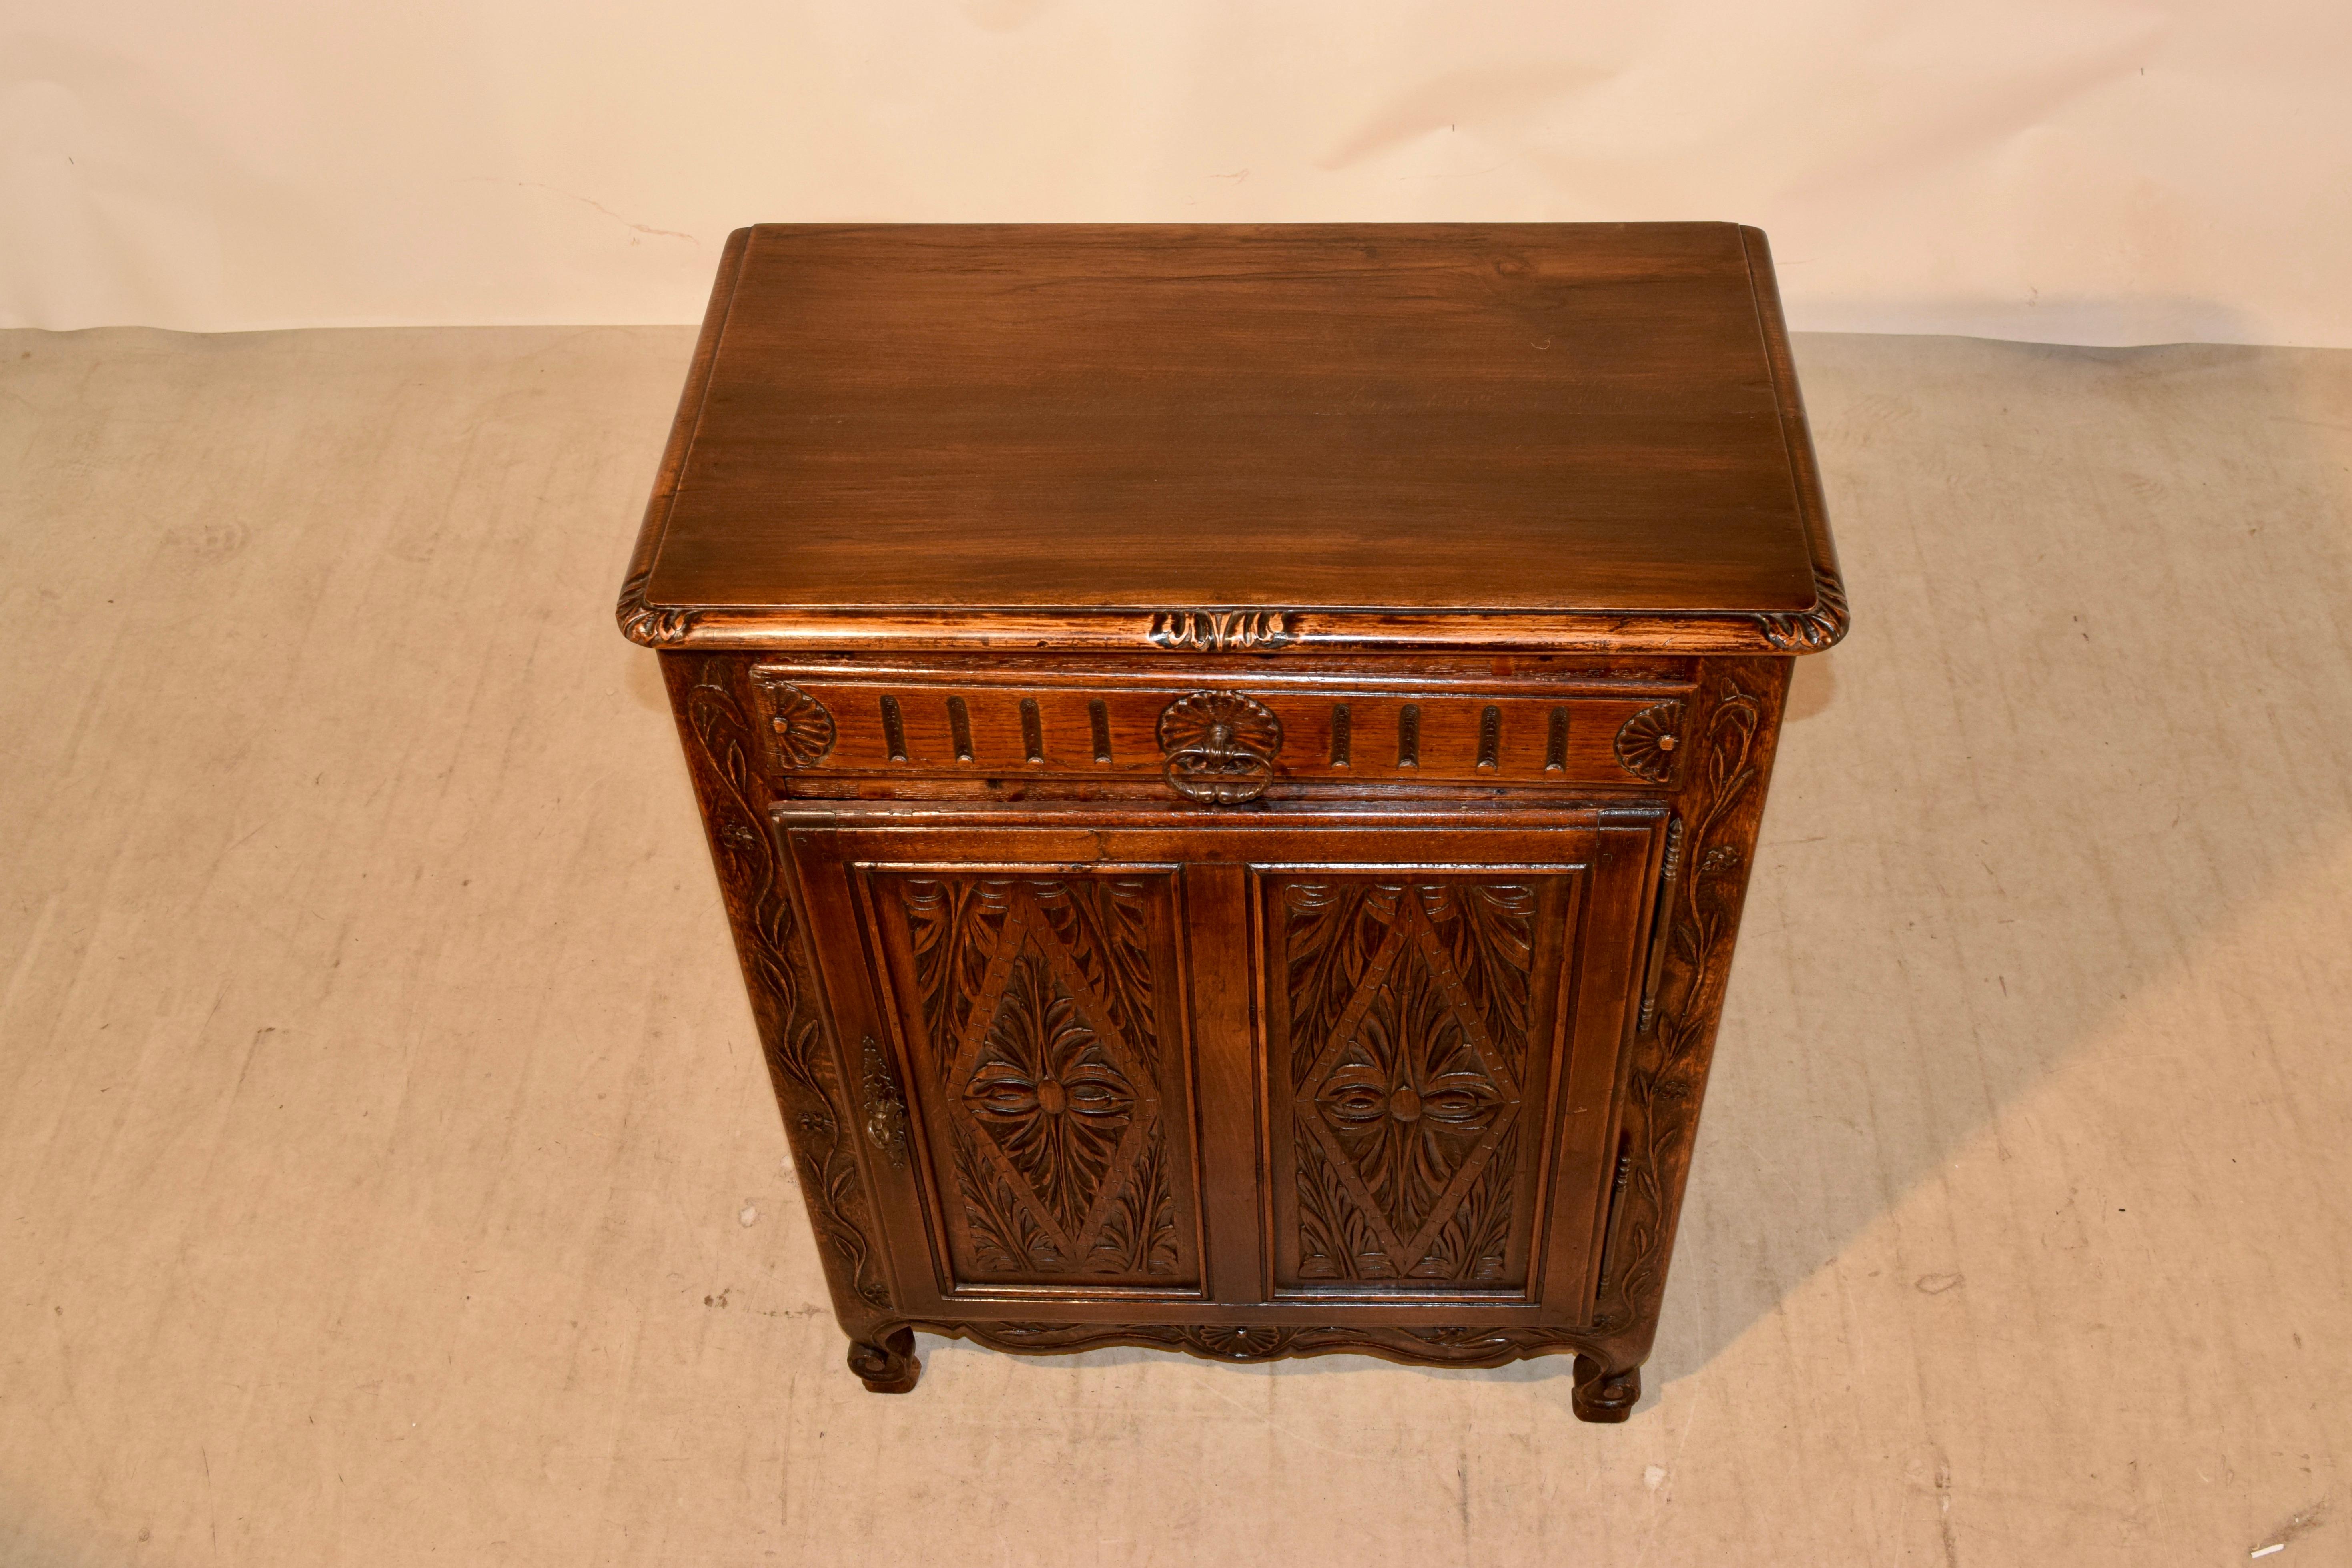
[{"xmin": 1157, "ymin": 691, "xmax": 1283, "ymax": 805}]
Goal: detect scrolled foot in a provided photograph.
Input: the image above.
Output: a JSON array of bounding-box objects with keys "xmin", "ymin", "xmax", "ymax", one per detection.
[
  {"xmin": 847, "ymin": 1327, "xmax": 920, "ymax": 1394},
  {"xmin": 1571, "ymin": 1354, "xmax": 1640, "ymax": 1423}
]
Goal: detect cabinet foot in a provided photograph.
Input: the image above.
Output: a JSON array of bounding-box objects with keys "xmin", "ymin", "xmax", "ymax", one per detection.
[
  {"xmin": 1571, "ymin": 1355, "xmax": 1640, "ymax": 1422},
  {"xmin": 847, "ymin": 1328, "xmax": 921, "ymax": 1394}
]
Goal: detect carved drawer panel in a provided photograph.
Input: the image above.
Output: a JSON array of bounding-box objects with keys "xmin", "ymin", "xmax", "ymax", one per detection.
[{"xmin": 750, "ymin": 666, "xmax": 1693, "ymax": 797}]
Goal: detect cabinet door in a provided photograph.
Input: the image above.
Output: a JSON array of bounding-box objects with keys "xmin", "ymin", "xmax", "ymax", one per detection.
[
  {"xmin": 788, "ymin": 811, "xmax": 1657, "ymax": 1319},
  {"xmin": 864, "ymin": 867, "xmax": 1205, "ymax": 1293},
  {"xmin": 1261, "ymin": 870, "xmax": 1580, "ymax": 1298},
  {"xmin": 790, "ymin": 834, "xmax": 1213, "ymax": 1305}
]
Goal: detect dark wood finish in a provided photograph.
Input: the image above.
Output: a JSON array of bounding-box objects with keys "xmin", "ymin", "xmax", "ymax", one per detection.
[
  {"xmin": 624, "ymin": 225, "xmax": 1843, "ymax": 1421},
  {"xmin": 744, "ymin": 661, "xmax": 1699, "ymax": 796},
  {"xmin": 618, "ymin": 223, "xmax": 1845, "ymax": 656}
]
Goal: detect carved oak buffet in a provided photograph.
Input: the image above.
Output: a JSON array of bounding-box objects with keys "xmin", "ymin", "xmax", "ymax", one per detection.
[{"xmin": 616, "ymin": 223, "xmax": 1845, "ymax": 1421}]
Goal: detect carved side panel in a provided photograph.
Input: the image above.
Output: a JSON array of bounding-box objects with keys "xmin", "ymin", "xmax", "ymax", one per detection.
[
  {"xmin": 668, "ymin": 656, "xmax": 892, "ymax": 1314},
  {"xmin": 1265, "ymin": 874, "xmax": 1568, "ymax": 1294},
  {"xmin": 880, "ymin": 872, "xmax": 1199, "ymax": 1289},
  {"xmin": 1588, "ymin": 659, "xmax": 1791, "ymax": 1348}
]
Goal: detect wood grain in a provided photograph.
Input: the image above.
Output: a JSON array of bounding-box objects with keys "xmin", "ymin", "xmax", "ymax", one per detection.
[{"xmin": 618, "ymin": 223, "xmax": 1845, "ymax": 655}]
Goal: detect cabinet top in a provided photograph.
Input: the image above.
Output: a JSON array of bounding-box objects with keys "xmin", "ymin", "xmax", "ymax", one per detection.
[{"xmin": 618, "ymin": 223, "xmax": 1844, "ymax": 656}]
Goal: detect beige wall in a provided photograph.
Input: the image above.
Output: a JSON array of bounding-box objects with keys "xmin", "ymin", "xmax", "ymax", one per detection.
[{"xmin": 5, "ymin": 0, "xmax": 2349, "ymax": 344}]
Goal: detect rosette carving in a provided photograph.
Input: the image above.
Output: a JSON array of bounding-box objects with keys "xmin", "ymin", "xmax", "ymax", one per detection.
[
  {"xmin": 750, "ymin": 675, "xmax": 836, "ymax": 771},
  {"xmin": 1612, "ymin": 701, "xmax": 1685, "ymax": 783}
]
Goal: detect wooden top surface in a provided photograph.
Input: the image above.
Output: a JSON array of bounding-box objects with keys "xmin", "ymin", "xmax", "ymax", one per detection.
[{"xmin": 619, "ymin": 223, "xmax": 1844, "ymax": 654}]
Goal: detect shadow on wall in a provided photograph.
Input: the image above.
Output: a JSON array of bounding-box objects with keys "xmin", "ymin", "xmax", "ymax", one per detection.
[{"xmin": 1649, "ymin": 334, "xmax": 2352, "ymax": 1390}]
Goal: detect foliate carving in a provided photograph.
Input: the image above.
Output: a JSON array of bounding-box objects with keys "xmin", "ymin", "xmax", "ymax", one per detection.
[
  {"xmin": 679, "ymin": 660, "xmax": 890, "ymax": 1309},
  {"xmin": 935, "ymin": 1319, "xmax": 1592, "ymax": 1369},
  {"xmin": 860, "ymin": 1036, "xmax": 908, "ymax": 1169},
  {"xmin": 868, "ymin": 1317, "xmax": 1632, "ymax": 1416},
  {"xmin": 616, "ymin": 568, "xmax": 699, "ymax": 646},
  {"xmin": 1590, "ymin": 675, "xmax": 1769, "ymax": 1336},
  {"xmin": 1282, "ymin": 880, "xmax": 1537, "ymax": 1284},
  {"xmin": 898, "ymin": 876, "xmax": 1184, "ymax": 1282},
  {"xmin": 1612, "ymin": 701, "xmax": 1685, "ymax": 782},
  {"xmin": 750, "ymin": 676, "xmax": 836, "ymax": 770},
  {"xmin": 956, "ymin": 933, "xmax": 1155, "ymax": 1247},
  {"xmin": 1146, "ymin": 609, "xmax": 1295, "ymax": 653},
  {"xmin": 1157, "ymin": 691, "xmax": 1283, "ymax": 805},
  {"xmin": 1752, "ymin": 563, "xmax": 1851, "ymax": 652}
]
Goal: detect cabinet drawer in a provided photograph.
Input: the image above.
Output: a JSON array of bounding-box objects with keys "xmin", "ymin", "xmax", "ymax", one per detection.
[{"xmin": 750, "ymin": 665, "xmax": 1696, "ymax": 797}]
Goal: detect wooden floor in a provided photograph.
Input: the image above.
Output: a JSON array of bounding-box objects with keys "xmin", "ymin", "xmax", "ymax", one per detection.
[{"xmin": 3, "ymin": 326, "xmax": 2348, "ymax": 1566}]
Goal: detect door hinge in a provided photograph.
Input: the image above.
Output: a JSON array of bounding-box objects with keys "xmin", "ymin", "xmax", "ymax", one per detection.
[{"xmin": 860, "ymin": 1035, "xmax": 909, "ymax": 1169}]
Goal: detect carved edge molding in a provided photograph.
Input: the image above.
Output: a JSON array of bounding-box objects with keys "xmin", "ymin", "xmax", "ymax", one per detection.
[
  {"xmin": 622, "ymin": 597, "xmax": 1841, "ymax": 656},
  {"xmin": 1750, "ymin": 563, "xmax": 1850, "ymax": 652},
  {"xmin": 618, "ymin": 590, "xmax": 1841, "ymax": 654},
  {"xmin": 616, "ymin": 568, "xmax": 701, "ymax": 647},
  {"xmin": 679, "ymin": 657, "xmax": 893, "ymax": 1312},
  {"xmin": 898, "ymin": 1319, "xmax": 1597, "ymax": 1369},
  {"xmin": 870, "ymin": 1317, "xmax": 1636, "ymax": 1417},
  {"xmin": 1587, "ymin": 671, "xmax": 1773, "ymax": 1341},
  {"xmin": 1146, "ymin": 609, "xmax": 1296, "ymax": 653}
]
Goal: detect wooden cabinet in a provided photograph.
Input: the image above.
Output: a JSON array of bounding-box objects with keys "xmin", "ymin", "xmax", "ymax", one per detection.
[{"xmin": 623, "ymin": 224, "xmax": 1843, "ymax": 1420}]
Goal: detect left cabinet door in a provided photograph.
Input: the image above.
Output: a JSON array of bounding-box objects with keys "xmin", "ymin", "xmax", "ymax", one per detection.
[{"xmin": 789, "ymin": 834, "xmax": 1211, "ymax": 1308}]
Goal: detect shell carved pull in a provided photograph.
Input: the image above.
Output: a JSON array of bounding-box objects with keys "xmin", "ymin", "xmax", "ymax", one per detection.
[
  {"xmin": 860, "ymin": 1036, "xmax": 908, "ymax": 1169},
  {"xmin": 1157, "ymin": 692, "xmax": 1283, "ymax": 805}
]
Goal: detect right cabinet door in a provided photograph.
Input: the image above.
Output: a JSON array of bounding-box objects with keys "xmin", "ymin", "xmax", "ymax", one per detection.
[{"xmin": 1250, "ymin": 832, "xmax": 1654, "ymax": 1312}]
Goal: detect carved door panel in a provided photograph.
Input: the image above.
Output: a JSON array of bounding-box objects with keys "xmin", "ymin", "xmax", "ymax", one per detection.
[
  {"xmin": 1248, "ymin": 828, "xmax": 1658, "ymax": 1313},
  {"xmin": 868, "ymin": 869, "xmax": 1201, "ymax": 1292},
  {"xmin": 1263, "ymin": 872, "xmax": 1579, "ymax": 1299},
  {"xmin": 789, "ymin": 832, "xmax": 1211, "ymax": 1304},
  {"xmin": 788, "ymin": 811, "xmax": 1657, "ymax": 1319}
]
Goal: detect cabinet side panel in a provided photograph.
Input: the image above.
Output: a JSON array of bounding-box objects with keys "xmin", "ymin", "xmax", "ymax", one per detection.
[
  {"xmin": 660, "ymin": 652, "xmax": 897, "ymax": 1330},
  {"xmin": 1586, "ymin": 657, "xmax": 1794, "ymax": 1360}
]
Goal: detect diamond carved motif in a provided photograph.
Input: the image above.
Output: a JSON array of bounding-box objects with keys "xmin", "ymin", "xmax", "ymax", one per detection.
[
  {"xmin": 1293, "ymin": 891, "xmax": 1523, "ymax": 1278},
  {"xmin": 947, "ymin": 895, "xmax": 1161, "ymax": 1264}
]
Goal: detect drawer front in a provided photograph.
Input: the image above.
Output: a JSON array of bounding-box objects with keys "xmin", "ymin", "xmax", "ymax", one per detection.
[{"xmin": 751, "ymin": 666, "xmax": 1694, "ymax": 796}]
